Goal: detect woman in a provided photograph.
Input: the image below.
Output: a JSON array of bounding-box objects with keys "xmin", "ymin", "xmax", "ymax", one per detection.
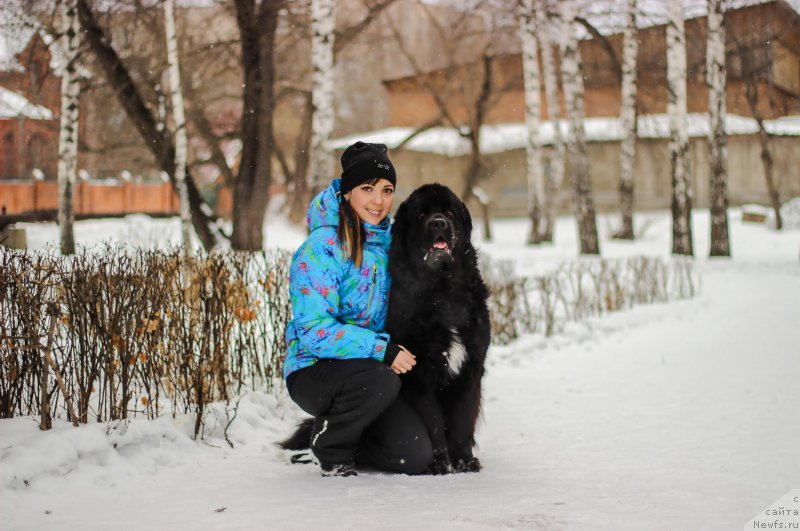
[{"xmin": 283, "ymin": 141, "xmax": 432, "ymax": 477}]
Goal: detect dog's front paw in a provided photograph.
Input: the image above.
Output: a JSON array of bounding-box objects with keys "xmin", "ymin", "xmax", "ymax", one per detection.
[
  {"xmin": 453, "ymin": 456, "xmax": 481, "ymax": 473},
  {"xmin": 425, "ymin": 447, "xmax": 454, "ymax": 475}
]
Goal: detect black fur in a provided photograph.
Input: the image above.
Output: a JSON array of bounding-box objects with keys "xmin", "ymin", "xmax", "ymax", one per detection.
[
  {"xmin": 278, "ymin": 418, "xmax": 314, "ymax": 450},
  {"xmin": 387, "ymin": 183, "xmax": 490, "ymax": 474}
]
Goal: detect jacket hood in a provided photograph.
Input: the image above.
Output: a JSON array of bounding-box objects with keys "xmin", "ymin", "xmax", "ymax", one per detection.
[{"xmin": 306, "ymin": 179, "xmax": 392, "ymax": 248}]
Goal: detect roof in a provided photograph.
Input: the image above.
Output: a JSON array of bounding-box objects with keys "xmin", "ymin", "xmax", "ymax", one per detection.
[
  {"xmin": 0, "ymin": 86, "xmax": 54, "ymax": 120},
  {"xmin": 330, "ymin": 113, "xmax": 800, "ymax": 157}
]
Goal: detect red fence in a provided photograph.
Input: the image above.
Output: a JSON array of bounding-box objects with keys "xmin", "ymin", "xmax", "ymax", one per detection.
[{"xmin": 0, "ymin": 181, "xmax": 179, "ymax": 216}]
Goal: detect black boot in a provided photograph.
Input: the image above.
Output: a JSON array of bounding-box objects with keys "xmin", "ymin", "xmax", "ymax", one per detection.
[{"xmin": 320, "ymin": 462, "xmax": 357, "ymax": 477}]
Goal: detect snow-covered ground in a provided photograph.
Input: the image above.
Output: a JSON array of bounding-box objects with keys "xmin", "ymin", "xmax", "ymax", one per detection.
[{"xmin": 3, "ymin": 206, "xmax": 799, "ymax": 530}]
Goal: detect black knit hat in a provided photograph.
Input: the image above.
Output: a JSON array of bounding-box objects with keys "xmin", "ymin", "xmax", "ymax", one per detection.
[{"xmin": 339, "ymin": 141, "xmax": 396, "ymax": 196}]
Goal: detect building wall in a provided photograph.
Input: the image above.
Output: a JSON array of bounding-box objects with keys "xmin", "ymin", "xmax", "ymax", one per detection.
[
  {"xmin": 384, "ymin": 2, "xmax": 800, "ymax": 127},
  {"xmin": 387, "ymin": 134, "xmax": 800, "ymax": 218}
]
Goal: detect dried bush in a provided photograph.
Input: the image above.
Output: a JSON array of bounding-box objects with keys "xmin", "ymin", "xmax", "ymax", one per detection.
[
  {"xmin": 0, "ymin": 247, "xmax": 291, "ymax": 437},
  {"xmin": 482, "ymin": 255, "xmax": 700, "ymax": 345},
  {"xmin": 1, "ymin": 245, "xmax": 699, "ymax": 436}
]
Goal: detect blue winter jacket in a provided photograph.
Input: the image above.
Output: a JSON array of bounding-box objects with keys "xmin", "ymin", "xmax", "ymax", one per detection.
[{"xmin": 283, "ymin": 179, "xmax": 392, "ymax": 380}]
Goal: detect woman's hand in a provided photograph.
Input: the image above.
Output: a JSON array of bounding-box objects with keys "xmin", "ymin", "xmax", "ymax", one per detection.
[{"xmin": 390, "ymin": 346, "xmax": 416, "ymax": 375}]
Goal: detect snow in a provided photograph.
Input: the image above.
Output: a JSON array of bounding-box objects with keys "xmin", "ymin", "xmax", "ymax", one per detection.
[
  {"xmin": 3, "ymin": 207, "xmax": 800, "ymax": 530},
  {"xmin": 330, "ymin": 114, "xmax": 800, "ymax": 157},
  {"xmin": 576, "ymin": 0, "xmax": 800, "ymax": 35},
  {"xmin": 0, "ymin": 87, "xmax": 54, "ymax": 120}
]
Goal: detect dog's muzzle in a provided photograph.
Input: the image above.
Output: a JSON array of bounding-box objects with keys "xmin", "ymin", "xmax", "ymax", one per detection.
[{"xmin": 423, "ymin": 214, "xmax": 455, "ymax": 268}]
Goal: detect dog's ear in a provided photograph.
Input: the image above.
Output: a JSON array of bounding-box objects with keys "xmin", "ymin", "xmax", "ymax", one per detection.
[
  {"xmin": 456, "ymin": 195, "xmax": 473, "ymax": 235},
  {"xmin": 390, "ymin": 198, "xmax": 409, "ymax": 255}
]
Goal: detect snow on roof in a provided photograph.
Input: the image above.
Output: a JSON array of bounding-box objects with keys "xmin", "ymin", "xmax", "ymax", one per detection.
[
  {"xmin": 0, "ymin": 86, "xmax": 54, "ymax": 120},
  {"xmin": 330, "ymin": 114, "xmax": 800, "ymax": 156},
  {"xmin": 0, "ymin": 0, "xmax": 79, "ymax": 76},
  {"xmin": 0, "ymin": 2, "xmax": 63, "ymax": 74},
  {"xmin": 576, "ymin": 0, "xmax": 800, "ymax": 36}
]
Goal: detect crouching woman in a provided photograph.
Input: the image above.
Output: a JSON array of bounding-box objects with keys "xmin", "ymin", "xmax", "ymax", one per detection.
[{"xmin": 281, "ymin": 142, "xmax": 432, "ymax": 477}]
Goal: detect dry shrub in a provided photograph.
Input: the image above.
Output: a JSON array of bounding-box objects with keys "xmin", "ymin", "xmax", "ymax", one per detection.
[
  {"xmin": 1, "ymin": 245, "xmax": 699, "ymax": 435},
  {"xmin": 0, "ymin": 247, "xmax": 291, "ymax": 438},
  {"xmin": 481, "ymin": 255, "xmax": 700, "ymax": 345}
]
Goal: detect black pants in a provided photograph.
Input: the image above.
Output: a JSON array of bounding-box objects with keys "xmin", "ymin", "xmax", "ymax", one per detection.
[{"xmin": 287, "ymin": 359, "xmax": 432, "ymax": 475}]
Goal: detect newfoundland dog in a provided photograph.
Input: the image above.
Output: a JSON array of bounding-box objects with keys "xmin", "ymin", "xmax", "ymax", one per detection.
[
  {"xmin": 387, "ymin": 183, "xmax": 490, "ymax": 474},
  {"xmin": 279, "ymin": 184, "xmax": 490, "ymax": 474}
]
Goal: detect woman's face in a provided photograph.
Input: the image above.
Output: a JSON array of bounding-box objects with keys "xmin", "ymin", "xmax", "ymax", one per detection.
[{"xmin": 345, "ymin": 178, "xmax": 395, "ymax": 225}]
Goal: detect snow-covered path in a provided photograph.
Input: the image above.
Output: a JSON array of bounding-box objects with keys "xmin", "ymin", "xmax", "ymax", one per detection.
[
  {"xmin": 3, "ymin": 209, "xmax": 799, "ymax": 530},
  {"xmin": 4, "ymin": 263, "xmax": 798, "ymax": 530},
  {"xmin": 480, "ymin": 265, "xmax": 800, "ymax": 530}
]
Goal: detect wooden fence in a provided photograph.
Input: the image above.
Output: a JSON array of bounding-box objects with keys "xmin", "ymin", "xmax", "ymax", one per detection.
[{"xmin": 0, "ymin": 180, "xmax": 180, "ymax": 216}]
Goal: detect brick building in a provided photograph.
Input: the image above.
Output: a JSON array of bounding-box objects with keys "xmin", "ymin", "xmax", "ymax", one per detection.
[
  {"xmin": 0, "ymin": 32, "xmax": 60, "ymax": 180},
  {"xmin": 361, "ymin": 0, "xmax": 800, "ymax": 214}
]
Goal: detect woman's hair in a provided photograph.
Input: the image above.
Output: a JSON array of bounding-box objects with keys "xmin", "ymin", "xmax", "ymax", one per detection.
[{"xmin": 337, "ymin": 178, "xmax": 381, "ymax": 268}]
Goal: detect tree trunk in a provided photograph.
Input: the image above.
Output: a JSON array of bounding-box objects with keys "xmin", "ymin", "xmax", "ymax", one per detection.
[
  {"xmin": 756, "ymin": 128, "xmax": 781, "ymax": 230},
  {"xmin": 284, "ymin": 92, "xmax": 314, "ymax": 225},
  {"xmin": 57, "ymin": 0, "xmax": 80, "ymax": 255},
  {"xmin": 537, "ymin": 0, "xmax": 564, "ymax": 243},
  {"xmin": 729, "ymin": 27, "xmax": 782, "ymax": 231},
  {"xmin": 232, "ymin": 0, "xmax": 282, "ymax": 250},
  {"xmin": 76, "ymin": 0, "xmax": 220, "ymax": 250},
  {"xmin": 308, "ymin": 0, "xmax": 336, "ymax": 195},
  {"xmin": 666, "ymin": 0, "xmax": 694, "ymax": 256},
  {"xmin": 559, "ymin": 0, "xmax": 600, "ymax": 255},
  {"xmin": 616, "ymin": 0, "xmax": 638, "ymax": 240},
  {"xmin": 163, "ymin": 0, "xmax": 194, "ymax": 255},
  {"xmin": 707, "ymin": 0, "xmax": 730, "ymax": 256},
  {"xmin": 519, "ymin": 0, "xmax": 544, "ymax": 244}
]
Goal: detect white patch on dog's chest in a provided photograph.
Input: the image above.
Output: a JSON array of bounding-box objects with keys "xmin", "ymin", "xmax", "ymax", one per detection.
[{"xmin": 443, "ymin": 328, "xmax": 467, "ymax": 377}]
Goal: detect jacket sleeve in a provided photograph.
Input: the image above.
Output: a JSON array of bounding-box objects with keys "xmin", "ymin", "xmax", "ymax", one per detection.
[{"xmin": 288, "ymin": 234, "xmax": 390, "ymax": 363}]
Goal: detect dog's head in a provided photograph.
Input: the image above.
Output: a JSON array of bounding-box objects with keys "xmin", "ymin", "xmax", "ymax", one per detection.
[{"xmin": 391, "ymin": 183, "xmax": 474, "ymax": 272}]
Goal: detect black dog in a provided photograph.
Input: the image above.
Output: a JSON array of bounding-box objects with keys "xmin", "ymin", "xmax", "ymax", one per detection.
[
  {"xmin": 387, "ymin": 183, "xmax": 490, "ymax": 474},
  {"xmin": 279, "ymin": 184, "xmax": 490, "ymax": 474}
]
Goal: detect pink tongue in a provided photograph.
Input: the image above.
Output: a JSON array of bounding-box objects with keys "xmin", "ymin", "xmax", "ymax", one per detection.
[{"xmin": 433, "ymin": 241, "xmax": 448, "ymax": 249}]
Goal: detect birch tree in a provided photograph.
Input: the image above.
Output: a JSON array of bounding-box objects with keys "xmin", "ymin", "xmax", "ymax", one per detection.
[
  {"xmin": 57, "ymin": 0, "xmax": 80, "ymax": 255},
  {"xmin": 615, "ymin": 0, "xmax": 638, "ymax": 240},
  {"xmin": 163, "ymin": 0, "xmax": 193, "ymax": 255},
  {"xmin": 536, "ymin": 0, "xmax": 564, "ymax": 242},
  {"xmin": 559, "ymin": 0, "xmax": 599, "ymax": 255},
  {"xmin": 308, "ymin": 0, "xmax": 335, "ymax": 196},
  {"xmin": 519, "ymin": 0, "xmax": 544, "ymax": 244},
  {"xmin": 666, "ymin": 0, "xmax": 693, "ymax": 256},
  {"xmin": 706, "ymin": 0, "xmax": 730, "ymax": 256}
]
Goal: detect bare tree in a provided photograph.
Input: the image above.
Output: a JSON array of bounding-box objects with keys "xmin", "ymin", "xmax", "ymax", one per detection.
[
  {"xmin": 559, "ymin": 0, "xmax": 599, "ymax": 255},
  {"xmin": 387, "ymin": 0, "xmax": 522, "ymax": 240},
  {"xmin": 519, "ymin": 0, "xmax": 544, "ymax": 244},
  {"xmin": 666, "ymin": 0, "xmax": 693, "ymax": 256},
  {"xmin": 308, "ymin": 0, "xmax": 336, "ymax": 196},
  {"xmin": 57, "ymin": 0, "xmax": 80, "ymax": 255},
  {"xmin": 75, "ymin": 0, "xmax": 223, "ymax": 250},
  {"xmin": 536, "ymin": 0, "xmax": 564, "ymax": 242},
  {"xmin": 706, "ymin": 0, "xmax": 730, "ymax": 257},
  {"xmin": 274, "ymin": 0, "xmax": 396, "ymax": 223},
  {"xmin": 231, "ymin": 0, "xmax": 283, "ymax": 250},
  {"xmin": 727, "ymin": 18, "xmax": 784, "ymax": 231},
  {"xmin": 163, "ymin": 0, "xmax": 194, "ymax": 255},
  {"xmin": 615, "ymin": 0, "xmax": 638, "ymax": 240}
]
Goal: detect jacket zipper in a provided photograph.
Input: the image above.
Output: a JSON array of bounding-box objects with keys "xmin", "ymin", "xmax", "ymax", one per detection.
[{"xmin": 366, "ymin": 264, "xmax": 377, "ymax": 312}]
